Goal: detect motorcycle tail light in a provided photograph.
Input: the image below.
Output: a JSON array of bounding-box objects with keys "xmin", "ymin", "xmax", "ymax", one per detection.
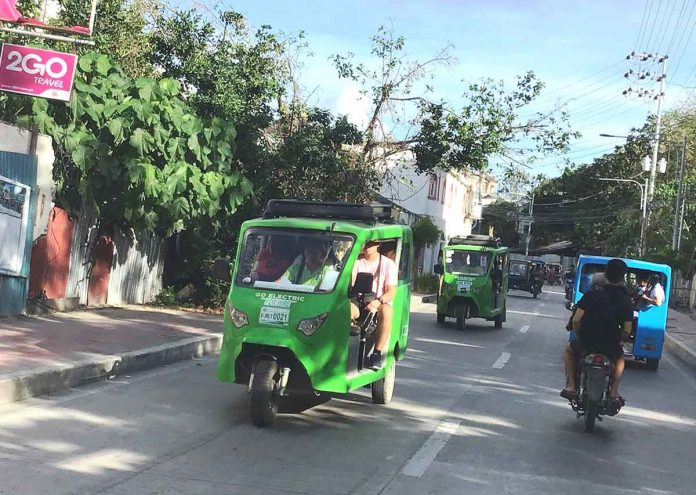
[{"xmin": 593, "ymin": 355, "xmax": 604, "ymax": 364}]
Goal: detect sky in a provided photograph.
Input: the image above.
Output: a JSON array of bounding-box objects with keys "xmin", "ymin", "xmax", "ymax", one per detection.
[{"xmin": 228, "ymin": 0, "xmax": 696, "ymax": 179}]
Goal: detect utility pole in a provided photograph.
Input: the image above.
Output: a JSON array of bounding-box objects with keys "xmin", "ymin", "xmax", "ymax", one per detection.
[
  {"xmin": 525, "ymin": 193, "xmax": 534, "ymax": 257},
  {"xmin": 672, "ymin": 135, "xmax": 687, "ymax": 250},
  {"xmin": 624, "ymin": 52, "xmax": 669, "ymax": 254}
]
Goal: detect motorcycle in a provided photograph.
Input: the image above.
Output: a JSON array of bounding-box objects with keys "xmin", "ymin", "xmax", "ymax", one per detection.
[{"xmin": 566, "ymin": 353, "xmax": 623, "ymax": 433}]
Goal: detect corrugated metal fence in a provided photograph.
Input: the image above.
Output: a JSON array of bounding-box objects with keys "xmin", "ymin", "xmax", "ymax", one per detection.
[
  {"xmin": 63, "ymin": 212, "xmax": 164, "ymax": 306},
  {"xmin": 107, "ymin": 228, "xmax": 164, "ymax": 305}
]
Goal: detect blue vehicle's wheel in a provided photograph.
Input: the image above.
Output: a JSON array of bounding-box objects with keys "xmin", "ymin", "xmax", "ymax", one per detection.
[{"xmin": 645, "ymin": 358, "xmax": 660, "ymax": 371}]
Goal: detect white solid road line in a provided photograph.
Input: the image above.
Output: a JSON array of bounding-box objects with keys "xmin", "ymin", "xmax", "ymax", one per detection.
[
  {"xmin": 519, "ymin": 325, "xmax": 530, "ymax": 334},
  {"xmin": 402, "ymin": 417, "xmax": 461, "ymax": 477},
  {"xmin": 492, "ymin": 352, "xmax": 511, "ymax": 369}
]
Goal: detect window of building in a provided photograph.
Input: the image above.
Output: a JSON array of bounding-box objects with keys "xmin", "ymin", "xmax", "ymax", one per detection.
[{"xmin": 427, "ymin": 174, "xmax": 439, "ymax": 200}]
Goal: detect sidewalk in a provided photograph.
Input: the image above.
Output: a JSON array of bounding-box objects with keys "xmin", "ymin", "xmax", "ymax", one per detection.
[
  {"xmin": 0, "ymin": 306, "xmax": 222, "ymax": 405},
  {"xmin": 666, "ymin": 308, "xmax": 696, "ymax": 370}
]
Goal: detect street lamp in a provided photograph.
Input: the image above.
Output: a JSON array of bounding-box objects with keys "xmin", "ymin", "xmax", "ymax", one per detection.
[
  {"xmin": 598, "ymin": 177, "xmax": 648, "ymax": 256},
  {"xmin": 599, "ymin": 133, "xmax": 630, "ymax": 139},
  {"xmin": 508, "ymin": 192, "xmax": 534, "ymax": 257}
]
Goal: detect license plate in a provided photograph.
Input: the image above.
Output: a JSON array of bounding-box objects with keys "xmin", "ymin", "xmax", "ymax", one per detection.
[
  {"xmin": 623, "ymin": 342, "xmax": 634, "ymax": 355},
  {"xmin": 259, "ymin": 306, "xmax": 289, "ymax": 326},
  {"xmin": 457, "ymin": 280, "xmax": 472, "ymax": 292}
]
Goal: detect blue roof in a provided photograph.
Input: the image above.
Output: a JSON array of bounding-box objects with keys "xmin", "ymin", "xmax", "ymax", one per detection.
[{"xmin": 577, "ymin": 255, "xmax": 671, "ymax": 275}]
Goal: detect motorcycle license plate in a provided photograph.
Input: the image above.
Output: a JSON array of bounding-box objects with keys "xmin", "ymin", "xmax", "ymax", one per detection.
[
  {"xmin": 623, "ymin": 342, "xmax": 634, "ymax": 355},
  {"xmin": 259, "ymin": 307, "xmax": 289, "ymax": 326}
]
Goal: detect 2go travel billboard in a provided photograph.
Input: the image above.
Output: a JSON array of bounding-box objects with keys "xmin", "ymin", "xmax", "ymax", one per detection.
[{"xmin": 0, "ymin": 44, "xmax": 77, "ymax": 102}]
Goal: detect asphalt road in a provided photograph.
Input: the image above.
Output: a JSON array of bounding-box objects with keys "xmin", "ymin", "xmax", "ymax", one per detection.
[{"xmin": 1, "ymin": 288, "xmax": 696, "ymax": 495}]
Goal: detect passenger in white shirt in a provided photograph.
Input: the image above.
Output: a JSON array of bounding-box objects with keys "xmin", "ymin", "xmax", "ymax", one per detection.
[{"xmin": 641, "ymin": 274, "xmax": 665, "ymax": 307}]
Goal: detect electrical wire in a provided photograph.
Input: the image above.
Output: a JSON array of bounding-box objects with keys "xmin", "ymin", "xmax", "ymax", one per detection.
[{"xmin": 643, "ymin": 0, "xmax": 665, "ymax": 52}]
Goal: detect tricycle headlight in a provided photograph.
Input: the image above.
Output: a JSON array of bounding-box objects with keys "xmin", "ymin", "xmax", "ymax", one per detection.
[
  {"xmin": 297, "ymin": 313, "xmax": 328, "ymax": 336},
  {"xmin": 227, "ymin": 303, "xmax": 249, "ymax": 328}
]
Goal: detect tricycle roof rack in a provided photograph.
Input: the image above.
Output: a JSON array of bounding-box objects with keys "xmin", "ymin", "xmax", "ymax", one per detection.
[
  {"xmin": 263, "ymin": 200, "xmax": 393, "ymax": 224},
  {"xmin": 448, "ymin": 235, "xmax": 502, "ymax": 248}
]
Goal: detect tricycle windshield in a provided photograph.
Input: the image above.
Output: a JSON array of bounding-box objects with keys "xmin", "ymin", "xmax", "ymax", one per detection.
[
  {"xmin": 445, "ymin": 250, "xmax": 491, "ymax": 275},
  {"xmin": 235, "ymin": 228, "xmax": 355, "ymax": 293}
]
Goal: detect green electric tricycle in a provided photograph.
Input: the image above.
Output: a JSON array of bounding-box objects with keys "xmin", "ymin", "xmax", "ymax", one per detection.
[
  {"xmin": 434, "ymin": 235, "xmax": 508, "ymax": 330},
  {"xmin": 215, "ymin": 200, "xmax": 414, "ymax": 426}
]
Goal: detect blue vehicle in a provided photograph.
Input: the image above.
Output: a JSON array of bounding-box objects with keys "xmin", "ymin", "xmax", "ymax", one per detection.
[{"xmin": 570, "ymin": 255, "xmax": 671, "ymax": 370}]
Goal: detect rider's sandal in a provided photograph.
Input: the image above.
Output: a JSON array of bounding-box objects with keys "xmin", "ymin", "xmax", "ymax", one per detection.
[{"xmin": 560, "ymin": 389, "xmax": 577, "ymax": 401}]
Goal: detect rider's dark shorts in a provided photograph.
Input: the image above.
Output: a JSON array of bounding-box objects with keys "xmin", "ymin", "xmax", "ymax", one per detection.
[{"xmin": 570, "ymin": 339, "xmax": 623, "ymax": 361}]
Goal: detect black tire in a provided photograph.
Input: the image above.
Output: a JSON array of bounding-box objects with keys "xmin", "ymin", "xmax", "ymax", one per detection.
[
  {"xmin": 645, "ymin": 358, "xmax": 660, "ymax": 371},
  {"xmin": 372, "ymin": 358, "xmax": 396, "ymax": 404},
  {"xmin": 533, "ymin": 291, "xmax": 538, "ymax": 299},
  {"xmin": 456, "ymin": 305, "xmax": 466, "ymax": 330},
  {"xmin": 437, "ymin": 313, "xmax": 446, "ymax": 325},
  {"xmin": 584, "ymin": 400, "xmax": 597, "ymax": 433},
  {"xmin": 494, "ymin": 312, "xmax": 504, "ymax": 329},
  {"xmin": 250, "ymin": 360, "xmax": 279, "ymax": 427}
]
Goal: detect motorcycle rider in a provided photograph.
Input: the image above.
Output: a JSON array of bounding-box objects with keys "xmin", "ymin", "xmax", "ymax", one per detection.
[{"xmin": 561, "ymin": 259, "xmax": 633, "ymax": 407}]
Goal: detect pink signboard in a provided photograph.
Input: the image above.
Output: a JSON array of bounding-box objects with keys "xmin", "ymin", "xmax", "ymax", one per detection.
[{"xmin": 0, "ymin": 44, "xmax": 78, "ymax": 102}]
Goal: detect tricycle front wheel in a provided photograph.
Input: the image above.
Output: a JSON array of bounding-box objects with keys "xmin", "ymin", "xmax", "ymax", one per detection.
[{"xmin": 250, "ymin": 360, "xmax": 279, "ymax": 427}]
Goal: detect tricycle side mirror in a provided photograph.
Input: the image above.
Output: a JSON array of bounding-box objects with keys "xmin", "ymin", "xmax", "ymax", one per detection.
[
  {"xmin": 434, "ymin": 263, "xmax": 444, "ymax": 275},
  {"xmin": 212, "ymin": 258, "xmax": 232, "ymax": 281},
  {"xmin": 352, "ymin": 272, "xmax": 374, "ymax": 294}
]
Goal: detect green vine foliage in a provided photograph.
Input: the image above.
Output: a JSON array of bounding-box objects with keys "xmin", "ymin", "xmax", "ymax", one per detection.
[{"xmin": 23, "ymin": 52, "xmax": 251, "ymax": 236}]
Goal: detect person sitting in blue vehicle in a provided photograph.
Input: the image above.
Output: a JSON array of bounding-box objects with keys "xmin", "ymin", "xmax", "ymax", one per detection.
[
  {"xmin": 641, "ymin": 273, "xmax": 665, "ymax": 308},
  {"xmin": 562, "ymin": 259, "xmax": 633, "ymax": 408}
]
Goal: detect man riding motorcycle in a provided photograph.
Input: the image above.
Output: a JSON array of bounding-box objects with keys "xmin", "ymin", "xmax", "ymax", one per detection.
[{"xmin": 561, "ymin": 259, "xmax": 633, "ymax": 408}]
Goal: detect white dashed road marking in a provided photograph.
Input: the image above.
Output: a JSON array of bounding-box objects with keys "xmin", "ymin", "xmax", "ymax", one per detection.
[
  {"xmin": 519, "ymin": 325, "xmax": 530, "ymax": 334},
  {"xmin": 492, "ymin": 352, "xmax": 511, "ymax": 369},
  {"xmin": 402, "ymin": 418, "xmax": 461, "ymax": 477}
]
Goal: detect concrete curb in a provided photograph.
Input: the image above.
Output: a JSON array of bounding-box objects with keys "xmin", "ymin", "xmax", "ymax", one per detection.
[
  {"xmin": 665, "ymin": 332, "xmax": 696, "ymax": 371},
  {"xmin": 0, "ymin": 334, "xmax": 222, "ymax": 406}
]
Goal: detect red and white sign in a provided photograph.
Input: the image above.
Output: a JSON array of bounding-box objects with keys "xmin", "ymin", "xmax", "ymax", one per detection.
[{"xmin": 0, "ymin": 44, "xmax": 78, "ymax": 102}]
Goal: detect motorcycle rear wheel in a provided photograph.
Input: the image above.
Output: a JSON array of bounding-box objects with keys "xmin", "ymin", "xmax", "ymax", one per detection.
[{"xmin": 584, "ymin": 400, "xmax": 597, "ymax": 433}]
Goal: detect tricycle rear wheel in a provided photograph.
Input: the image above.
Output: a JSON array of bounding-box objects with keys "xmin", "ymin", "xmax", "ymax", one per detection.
[
  {"xmin": 645, "ymin": 358, "xmax": 660, "ymax": 371},
  {"xmin": 250, "ymin": 360, "xmax": 279, "ymax": 427},
  {"xmin": 372, "ymin": 358, "xmax": 395, "ymax": 404}
]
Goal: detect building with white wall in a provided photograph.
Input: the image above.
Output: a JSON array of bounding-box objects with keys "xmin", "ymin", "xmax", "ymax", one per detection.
[{"xmin": 379, "ymin": 151, "xmax": 497, "ymax": 274}]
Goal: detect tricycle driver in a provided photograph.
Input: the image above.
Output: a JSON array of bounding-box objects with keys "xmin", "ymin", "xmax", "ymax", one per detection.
[{"xmin": 350, "ymin": 240, "xmax": 398, "ymax": 370}]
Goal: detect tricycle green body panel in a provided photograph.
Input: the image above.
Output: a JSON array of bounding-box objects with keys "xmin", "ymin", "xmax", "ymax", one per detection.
[
  {"xmin": 215, "ymin": 217, "xmax": 413, "ymax": 394},
  {"xmin": 436, "ymin": 244, "xmax": 508, "ymax": 320}
]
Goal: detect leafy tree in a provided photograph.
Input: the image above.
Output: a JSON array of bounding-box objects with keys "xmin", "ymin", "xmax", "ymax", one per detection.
[
  {"xmin": 411, "ymin": 216, "xmax": 442, "ymax": 276},
  {"xmin": 332, "ymin": 26, "xmax": 576, "ymax": 179},
  {"xmin": 482, "ymin": 200, "xmax": 521, "ymax": 248},
  {"xmin": 20, "ymin": 53, "xmax": 251, "ymax": 236},
  {"xmin": 58, "ymin": 0, "xmax": 155, "ymax": 77}
]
